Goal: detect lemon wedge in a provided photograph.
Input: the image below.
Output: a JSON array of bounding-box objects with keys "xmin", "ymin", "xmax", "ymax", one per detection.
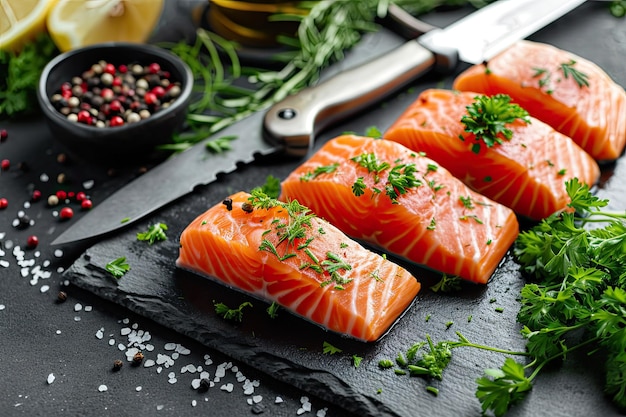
[
  {"xmin": 0, "ymin": 0, "xmax": 57, "ymax": 52},
  {"xmin": 47, "ymin": 0, "xmax": 164, "ymax": 52}
]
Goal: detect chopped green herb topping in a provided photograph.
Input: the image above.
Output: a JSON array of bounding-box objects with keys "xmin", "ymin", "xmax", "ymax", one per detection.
[
  {"xmin": 105, "ymin": 257, "xmax": 130, "ymax": 278},
  {"xmin": 136, "ymin": 222, "xmax": 168, "ymax": 245},
  {"xmin": 460, "ymin": 94, "xmax": 530, "ymax": 154},
  {"xmin": 322, "ymin": 341, "xmax": 342, "ymax": 355},
  {"xmin": 214, "ymin": 301, "xmax": 253, "ymax": 322},
  {"xmin": 300, "ymin": 163, "xmax": 339, "ymax": 181}
]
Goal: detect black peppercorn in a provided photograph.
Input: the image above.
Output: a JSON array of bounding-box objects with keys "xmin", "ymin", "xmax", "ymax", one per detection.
[
  {"xmin": 57, "ymin": 291, "xmax": 68, "ymax": 303},
  {"xmin": 222, "ymin": 198, "xmax": 233, "ymax": 211},
  {"xmin": 241, "ymin": 202, "xmax": 254, "ymax": 213},
  {"xmin": 198, "ymin": 377, "xmax": 211, "ymax": 392},
  {"xmin": 132, "ymin": 351, "xmax": 144, "ymax": 366},
  {"xmin": 113, "ymin": 359, "xmax": 123, "ymax": 371}
]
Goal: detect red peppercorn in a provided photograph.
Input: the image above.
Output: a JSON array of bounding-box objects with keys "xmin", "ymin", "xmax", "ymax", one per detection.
[
  {"xmin": 151, "ymin": 86, "xmax": 165, "ymax": 98},
  {"xmin": 143, "ymin": 92, "xmax": 157, "ymax": 106},
  {"xmin": 0, "ymin": 129, "xmax": 7, "ymax": 142},
  {"xmin": 59, "ymin": 207, "xmax": 74, "ymax": 220},
  {"xmin": 81, "ymin": 199, "xmax": 93, "ymax": 210},
  {"xmin": 77, "ymin": 110, "xmax": 92, "ymax": 124},
  {"xmin": 60, "ymin": 82, "xmax": 72, "ymax": 92},
  {"xmin": 26, "ymin": 235, "xmax": 39, "ymax": 249},
  {"xmin": 148, "ymin": 62, "xmax": 160, "ymax": 74},
  {"xmin": 0, "ymin": 198, "xmax": 8, "ymax": 209},
  {"xmin": 109, "ymin": 115, "xmax": 124, "ymax": 127},
  {"xmin": 32, "ymin": 190, "xmax": 42, "ymax": 202},
  {"xmin": 56, "ymin": 190, "xmax": 67, "ymax": 200},
  {"xmin": 75, "ymin": 191, "xmax": 86, "ymax": 201},
  {"xmin": 67, "ymin": 191, "xmax": 75, "ymax": 198},
  {"xmin": 104, "ymin": 63, "xmax": 116, "ymax": 75},
  {"xmin": 118, "ymin": 64, "xmax": 128, "ymax": 73},
  {"xmin": 109, "ymin": 100, "xmax": 123, "ymax": 113},
  {"xmin": 1, "ymin": 159, "xmax": 9, "ymax": 171},
  {"xmin": 112, "ymin": 77, "xmax": 123, "ymax": 87},
  {"xmin": 61, "ymin": 89, "xmax": 73, "ymax": 99}
]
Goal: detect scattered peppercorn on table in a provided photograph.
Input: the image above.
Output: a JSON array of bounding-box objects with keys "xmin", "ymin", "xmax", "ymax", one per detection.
[{"xmin": 1, "ymin": 2, "xmax": 626, "ymax": 417}]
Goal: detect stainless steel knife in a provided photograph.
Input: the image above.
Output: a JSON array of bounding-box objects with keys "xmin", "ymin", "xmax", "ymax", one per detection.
[{"xmin": 52, "ymin": 0, "xmax": 586, "ymax": 246}]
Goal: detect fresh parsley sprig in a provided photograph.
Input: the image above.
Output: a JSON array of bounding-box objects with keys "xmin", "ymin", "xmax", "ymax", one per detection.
[{"xmin": 460, "ymin": 94, "xmax": 530, "ymax": 154}]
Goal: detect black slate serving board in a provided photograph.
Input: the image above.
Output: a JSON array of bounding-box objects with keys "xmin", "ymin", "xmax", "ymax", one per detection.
[{"xmin": 64, "ymin": 3, "xmax": 626, "ymax": 416}]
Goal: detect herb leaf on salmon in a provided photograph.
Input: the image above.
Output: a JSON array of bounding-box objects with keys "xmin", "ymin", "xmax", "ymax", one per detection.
[{"xmin": 460, "ymin": 94, "xmax": 530, "ymax": 154}]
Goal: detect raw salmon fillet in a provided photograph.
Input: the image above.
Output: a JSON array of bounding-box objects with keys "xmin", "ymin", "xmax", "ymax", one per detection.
[
  {"xmin": 280, "ymin": 135, "xmax": 519, "ymax": 285},
  {"xmin": 453, "ymin": 40, "xmax": 626, "ymax": 162},
  {"xmin": 176, "ymin": 191, "xmax": 420, "ymax": 342},
  {"xmin": 384, "ymin": 89, "xmax": 600, "ymax": 221}
]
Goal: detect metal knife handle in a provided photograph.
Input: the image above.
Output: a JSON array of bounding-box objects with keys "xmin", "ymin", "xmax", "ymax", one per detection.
[{"xmin": 263, "ymin": 40, "xmax": 439, "ymax": 157}]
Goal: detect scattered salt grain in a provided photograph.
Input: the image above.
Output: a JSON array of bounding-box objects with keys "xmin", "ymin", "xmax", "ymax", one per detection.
[
  {"xmin": 0, "ymin": 305, "xmax": 5, "ymax": 311},
  {"xmin": 316, "ymin": 408, "xmax": 328, "ymax": 417},
  {"xmin": 40, "ymin": 173, "xmax": 49, "ymax": 182},
  {"xmin": 108, "ymin": 339, "xmax": 115, "ymax": 346},
  {"xmin": 143, "ymin": 359, "xmax": 155, "ymax": 368},
  {"xmin": 47, "ymin": 373, "xmax": 55, "ymax": 384},
  {"xmin": 55, "ymin": 330, "xmax": 61, "ymax": 335},
  {"xmin": 74, "ymin": 316, "xmax": 81, "ymax": 321},
  {"xmin": 275, "ymin": 397, "xmax": 283, "ymax": 404},
  {"xmin": 84, "ymin": 306, "xmax": 92, "ymax": 312},
  {"xmin": 252, "ymin": 395, "xmax": 262, "ymax": 404},
  {"xmin": 53, "ymin": 249, "xmax": 63, "ymax": 258},
  {"xmin": 98, "ymin": 385, "xmax": 107, "ymax": 392},
  {"xmin": 120, "ymin": 327, "xmax": 131, "ymax": 336},
  {"xmin": 74, "ymin": 303, "xmax": 82, "ymax": 312},
  {"xmin": 118, "ymin": 343, "xmax": 126, "ymax": 351},
  {"xmin": 0, "ymin": 260, "xmax": 9, "ymax": 268},
  {"xmin": 156, "ymin": 405, "xmax": 164, "ymax": 411},
  {"xmin": 96, "ymin": 328, "xmax": 104, "ymax": 339},
  {"xmin": 220, "ymin": 383, "xmax": 234, "ymax": 393},
  {"xmin": 40, "ymin": 285, "xmax": 49, "ymax": 293},
  {"xmin": 136, "ymin": 386, "xmax": 142, "ymax": 392},
  {"xmin": 83, "ymin": 180, "xmax": 95, "ymax": 190},
  {"xmin": 191, "ymin": 400, "xmax": 197, "ymax": 407}
]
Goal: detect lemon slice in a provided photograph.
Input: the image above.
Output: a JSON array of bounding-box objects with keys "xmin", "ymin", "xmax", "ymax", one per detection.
[
  {"xmin": 47, "ymin": 0, "xmax": 164, "ymax": 52},
  {"xmin": 0, "ymin": 0, "xmax": 57, "ymax": 52}
]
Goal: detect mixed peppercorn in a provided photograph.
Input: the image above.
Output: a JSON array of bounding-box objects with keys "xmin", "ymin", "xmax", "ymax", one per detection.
[{"xmin": 49, "ymin": 60, "xmax": 182, "ymax": 128}]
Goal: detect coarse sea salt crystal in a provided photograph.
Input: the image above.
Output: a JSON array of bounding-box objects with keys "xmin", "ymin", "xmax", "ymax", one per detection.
[
  {"xmin": 316, "ymin": 408, "xmax": 328, "ymax": 417},
  {"xmin": 275, "ymin": 397, "xmax": 283, "ymax": 404},
  {"xmin": 74, "ymin": 303, "xmax": 82, "ymax": 312},
  {"xmin": 96, "ymin": 328, "xmax": 104, "ymax": 339},
  {"xmin": 0, "ymin": 305, "xmax": 5, "ymax": 311},
  {"xmin": 136, "ymin": 386, "xmax": 142, "ymax": 392},
  {"xmin": 0, "ymin": 260, "xmax": 9, "ymax": 268},
  {"xmin": 220, "ymin": 383, "xmax": 234, "ymax": 393},
  {"xmin": 192, "ymin": 400, "xmax": 197, "ymax": 407},
  {"xmin": 143, "ymin": 359, "xmax": 155, "ymax": 368},
  {"xmin": 40, "ymin": 285, "xmax": 49, "ymax": 293},
  {"xmin": 98, "ymin": 385, "xmax": 107, "ymax": 392},
  {"xmin": 47, "ymin": 373, "xmax": 55, "ymax": 384}
]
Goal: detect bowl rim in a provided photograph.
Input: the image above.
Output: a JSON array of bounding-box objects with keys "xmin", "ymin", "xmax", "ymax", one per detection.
[{"xmin": 37, "ymin": 42, "xmax": 193, "ymax": 134}]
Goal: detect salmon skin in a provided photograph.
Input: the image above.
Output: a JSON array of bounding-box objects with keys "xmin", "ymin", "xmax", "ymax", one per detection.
[
  {"xmin": 280, "ymin": 135, "xmax": 519, "ymax": 285},
  {"xmin": 453, "ymin": 40, "xmax": 626, "ymax": 162},
  {"xmin": 384, "ymin": 89, "xmax": 600, "ymax": 221},
  {"xmin": 176, "ymin": 191, "xmax": 420, "ymax": 342}
]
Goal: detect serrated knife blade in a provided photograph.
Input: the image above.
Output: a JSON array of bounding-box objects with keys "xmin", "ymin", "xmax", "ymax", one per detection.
[{"xmin": 52, "ymin": 0, "xmax": 586, "ymax": 246}]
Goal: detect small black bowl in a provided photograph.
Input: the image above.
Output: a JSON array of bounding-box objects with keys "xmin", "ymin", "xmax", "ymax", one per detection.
[{"xmin": 37, "ymin": 42, "xmax": 193, "ymax": 162}]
